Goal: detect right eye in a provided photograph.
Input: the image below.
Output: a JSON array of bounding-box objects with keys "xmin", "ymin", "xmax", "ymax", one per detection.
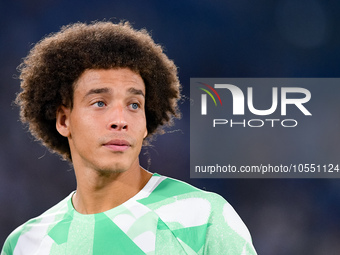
[{"xmin": 94, "ymin": 101, "xmax": 105, "ymax": 107}]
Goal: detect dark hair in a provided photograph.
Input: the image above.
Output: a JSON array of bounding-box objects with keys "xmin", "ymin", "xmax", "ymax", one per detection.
[{"xmin": 16, "ymin": 21, "xmax": 181, "ymax": 161}]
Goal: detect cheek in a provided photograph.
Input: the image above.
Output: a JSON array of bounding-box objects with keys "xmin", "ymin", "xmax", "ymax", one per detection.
[
  {"xmin": 141, "ymin": 118, "xmax": 148, "ymax": 138},
  {"xmin": 143, "ymin": 126, "xmax": 148, "ymax": 138},
  {"xmin": 133, "ymin": 118, "xmax": 147, "ymax": 141},
  {"xmin": 69, "ymin": 112, "xmax": 97, "ymax": 138}
]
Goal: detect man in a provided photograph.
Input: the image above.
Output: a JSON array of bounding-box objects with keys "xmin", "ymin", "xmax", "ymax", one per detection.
[{"xmin": 2, "ymin": 21, "xmax": 257, "ymax": 254}]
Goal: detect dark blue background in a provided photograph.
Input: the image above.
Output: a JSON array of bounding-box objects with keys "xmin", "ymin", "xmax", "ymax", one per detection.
[{"xmin": 1, "ymin": 1, "xmax": 340, "ymax": 254}]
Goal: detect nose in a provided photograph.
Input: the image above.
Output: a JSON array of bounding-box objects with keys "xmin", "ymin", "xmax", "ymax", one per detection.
[
  {"xmin": 111, "ymin": 121, "xmax": 128, "ymax": 130},
  {"xmin": 107, "ymin": 105, "xmax": 128, "ymax": 131}
]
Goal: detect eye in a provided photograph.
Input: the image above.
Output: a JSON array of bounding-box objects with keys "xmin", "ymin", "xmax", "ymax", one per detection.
[
  {"xmin": 130, "ymin": 103, "xmax": 140, "ymax": 110},
  {"xmin": 94, "ymin": 101, "xmax": 105, "ymax": 107}
]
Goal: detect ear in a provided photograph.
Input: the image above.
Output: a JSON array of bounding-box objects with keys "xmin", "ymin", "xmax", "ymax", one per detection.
[{"xmin": 56, "ymin": 105, "xmax": 71, "ymax": 137}]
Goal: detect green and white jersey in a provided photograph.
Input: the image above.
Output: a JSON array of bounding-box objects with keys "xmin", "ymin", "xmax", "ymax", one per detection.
[{"xmin": 1, "ymin": 174, "xmax": 257, "ymax": 255}]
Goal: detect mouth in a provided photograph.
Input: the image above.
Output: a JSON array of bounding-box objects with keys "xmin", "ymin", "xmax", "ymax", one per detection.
[{"xmin": 103, "ymin": 139, "xmax": 131, "ymax": 152}]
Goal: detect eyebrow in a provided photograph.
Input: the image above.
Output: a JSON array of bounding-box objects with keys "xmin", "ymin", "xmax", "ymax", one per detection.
[
  {"xmin": 128, "ymin": 87, "xmax": 145, "ymax": 97},
  {"xmin": 84, "ymin": 87, "xmax": 111, "ymax": 98},
  {"xmin": 83, "ymin": 87, "xmax": 145, "ymax": 100}
]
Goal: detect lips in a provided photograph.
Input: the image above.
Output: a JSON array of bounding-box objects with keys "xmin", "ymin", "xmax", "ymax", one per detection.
[{"xmin": 103, "ymin": 139, "xmax": 131, "ymax": 152}]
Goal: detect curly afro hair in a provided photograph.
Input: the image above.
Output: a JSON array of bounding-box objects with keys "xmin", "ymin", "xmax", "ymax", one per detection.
[{"xmin": 16, "ymin": 21, "xmax": 181, "ymax": 161}]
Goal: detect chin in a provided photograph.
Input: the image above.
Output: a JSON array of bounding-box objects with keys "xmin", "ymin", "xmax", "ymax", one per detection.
[{"xmin": 95, "ymin": 162, "xmax": 129, "ymax": 175}]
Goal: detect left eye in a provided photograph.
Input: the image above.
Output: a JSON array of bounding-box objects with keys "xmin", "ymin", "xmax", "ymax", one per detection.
[{"xmin": 130, "ymin": 103, "xmax": 139, "ymax": 110}]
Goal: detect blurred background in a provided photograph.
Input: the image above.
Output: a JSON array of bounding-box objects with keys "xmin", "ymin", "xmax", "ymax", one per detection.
[{"xmin": 1, "ymin": 0, "xmax": 340, "ymax": 254}]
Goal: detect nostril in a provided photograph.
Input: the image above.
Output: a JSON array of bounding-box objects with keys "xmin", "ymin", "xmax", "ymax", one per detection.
[{"xmin": 110, "ymin": 123, "xmax": 128, "ymax": 130}]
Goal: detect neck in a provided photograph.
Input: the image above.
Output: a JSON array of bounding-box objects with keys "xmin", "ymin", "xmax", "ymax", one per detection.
[{"xmin": 72, "ymin": 164, "xmax": 152, "ymax": 214}]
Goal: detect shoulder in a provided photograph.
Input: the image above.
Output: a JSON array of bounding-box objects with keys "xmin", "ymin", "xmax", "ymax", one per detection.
[
  {"xmin": 139, "ymin": 174, "xmax": 257, "ymax": 254},
  {"xmin": 1, "ymin": 193, "xmax": 73, "ymax": 254},
  {"xmin": 138, "ymin": 174, "xmax": 229, "ymax": 222},
  {"xmin": 140, "ymin": 173, "xmax": 228, "ymax": 203},
  {"xmin": 139, "ymin": 174, "xmax": 245, "ymax": 230}
]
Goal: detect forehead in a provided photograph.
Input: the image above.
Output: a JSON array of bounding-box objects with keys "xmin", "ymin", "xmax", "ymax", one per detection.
[{"xmin": 74, "ymin": 68, "xmax": 145, "ymax": 93}]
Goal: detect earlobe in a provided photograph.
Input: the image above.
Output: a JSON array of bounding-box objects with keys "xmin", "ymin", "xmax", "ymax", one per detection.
[
  {"xmin": 56, "ymin": 105, "xmax": 71, "ymax": 137},
  {"xmin": 144, "ymin": 129, "xmax": 148, "ymax": 139}
]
